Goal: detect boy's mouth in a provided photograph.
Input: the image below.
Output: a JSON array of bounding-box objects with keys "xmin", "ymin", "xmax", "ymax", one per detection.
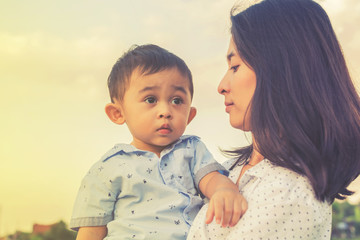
[{"xmin": 157, "ymin": 124, "xmax": 172, "ymax": 134}]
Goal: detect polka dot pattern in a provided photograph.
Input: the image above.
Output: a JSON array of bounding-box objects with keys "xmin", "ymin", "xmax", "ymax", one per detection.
[{"xmin": 187, "ymin": 159, "xmax": 332, "ymax": 239}]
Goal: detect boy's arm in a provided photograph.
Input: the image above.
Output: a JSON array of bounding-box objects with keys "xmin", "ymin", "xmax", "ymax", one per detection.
[
  {"xmin": 199, "ymin": 171, "xmax": 247, "ymax": 228},
  {"xmin": 76, "ymin": 226, "xmax": 107, "ymax": 240}
]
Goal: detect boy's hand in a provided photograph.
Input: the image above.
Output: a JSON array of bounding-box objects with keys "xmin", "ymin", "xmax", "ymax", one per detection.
[
  {"xmin": 205, "ymin": 188, "xmax": 247, "ymax": 227},
  {"xmin": 76, "ymin": 226, "xmax": 107, "ymax": 240},
  {"xmin": 199, "ymin": 171, "xmax": 248, "ymax": 228}
]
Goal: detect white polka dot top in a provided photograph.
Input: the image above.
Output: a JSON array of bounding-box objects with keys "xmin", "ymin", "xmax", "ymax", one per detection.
[{"xmin": 187, "ymin": 159, "xmax": 332, "ymax": 240}]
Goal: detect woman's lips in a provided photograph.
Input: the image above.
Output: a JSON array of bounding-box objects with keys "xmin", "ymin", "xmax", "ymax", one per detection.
[{"xmin": 225, "ymin": 102, "xmax": 234, "ymax": 113}]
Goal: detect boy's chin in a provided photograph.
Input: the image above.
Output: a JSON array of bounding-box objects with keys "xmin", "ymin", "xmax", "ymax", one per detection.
[{"xmin": 152, "ymin": 137, "xmax": 181, "ymax": 147}]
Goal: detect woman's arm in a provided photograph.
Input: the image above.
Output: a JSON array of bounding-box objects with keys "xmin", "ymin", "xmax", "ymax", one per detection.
[{"xmin": 76, "ymin": 226, "xmax": 107, "ymax": 240}]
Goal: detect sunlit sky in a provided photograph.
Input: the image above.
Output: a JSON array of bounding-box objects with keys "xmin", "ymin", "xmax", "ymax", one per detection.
[{"xmin": 0, "ymin": 0, "xmax": 359, "ymax": 236}]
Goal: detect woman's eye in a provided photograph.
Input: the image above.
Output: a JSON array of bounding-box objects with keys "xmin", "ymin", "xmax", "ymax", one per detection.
[
  {"xmin": 171, "ymin": 98, "xmax": 183, "ymax": 105},
  {"xmin": 230, "ymin": 65, "xmax": 240, "ymax": 72},
  {"xmin": 145, "ymin": 97, "xmax": 157, "ymax": 104}
]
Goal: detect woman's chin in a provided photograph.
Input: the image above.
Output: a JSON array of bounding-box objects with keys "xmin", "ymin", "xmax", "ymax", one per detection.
[{"xmin": 230, "ymin": 120, "xmax": 251, "ymax": 131}]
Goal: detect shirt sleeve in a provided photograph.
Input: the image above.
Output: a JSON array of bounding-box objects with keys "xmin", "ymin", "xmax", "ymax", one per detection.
[
  {"xmin": 191, "ymin": 138, "xmax": 228, "ymax": 189},
  {"xmin": 69, "ymin": 163, "xmax": 119, "ymax": 231}
]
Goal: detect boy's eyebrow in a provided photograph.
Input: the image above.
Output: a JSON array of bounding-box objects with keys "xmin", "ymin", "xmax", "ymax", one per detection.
[
  {"xmin": 139, "ymin": 86, "xmax": 159, "ymax": 93},
  {"xmin": 139, "ymin": 85, "xmax": 188, "ymax": 95},
  {"xmin": 172, "ymin": 85, "xmax": 188, "ymax": 95}
]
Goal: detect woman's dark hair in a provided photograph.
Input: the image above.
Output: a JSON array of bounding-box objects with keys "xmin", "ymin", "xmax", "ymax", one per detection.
[{"xmin": 228, "ymin": 0, "xmax": 360, "ymax": 202}]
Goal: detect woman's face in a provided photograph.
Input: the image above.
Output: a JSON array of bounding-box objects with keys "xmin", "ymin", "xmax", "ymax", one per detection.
[{"xmin": 218, "ymin": 37, "xmax": 256, "ymax": 131}]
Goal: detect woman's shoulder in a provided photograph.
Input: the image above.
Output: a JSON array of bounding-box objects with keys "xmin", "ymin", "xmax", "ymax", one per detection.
[
  {"xmin": 222, "ymin": 158, "xmax": 239, "ymax": 170},
  {"xmin": 244, "ymin": 160, "xmax": 328, "ymax": 207}
]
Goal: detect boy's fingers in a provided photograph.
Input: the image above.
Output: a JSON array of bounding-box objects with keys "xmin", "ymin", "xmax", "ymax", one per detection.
[
  {"xmin": 232, "ymin": 198, "xmax": 248, "ymax": 226},
  {"xmin": 241, "ymin": 199, "xmax": 248, "ymax": 216},
  {"xmin": 229, "ymin": 200, "xmax": 242, "ymax": 227},
  {"xmin": 213, "ymin": 198, "xmax": 224, "ymax": 225},
  {"xmin": 220, "ymin": 198, "xmax": 233, "ymax": 227},
  {"xmin": 205, "ymin": 202, "xmax": 215, "ymax": 224}
]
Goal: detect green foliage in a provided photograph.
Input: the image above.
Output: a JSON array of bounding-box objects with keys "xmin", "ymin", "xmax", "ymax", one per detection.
[
  {"xmin": 42, "ymin": 221, "xmax": 76, "ymax": 240},
  {"xmin": 29, "ymin": 236, "xmax": 43, "ymax": 240},
  {"xmin": 355, "ymin": 207, "xmax": 360, "ymax": 222},
  {"xmin": 332, "ymin": 238, "xmax": 360, "ymax": 240},
  {"xmin": 332, "ymin": 201, "xmax": 360, "ymax": 238},
  {"xmin": 8, "ymin": 232, "xmax": 31, "ymax": 240},
  {"xmin": 4, "ymin": 221, "xmax": 76, "ymax": 240}
]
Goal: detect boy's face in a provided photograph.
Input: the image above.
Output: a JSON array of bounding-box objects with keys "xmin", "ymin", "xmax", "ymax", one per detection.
[{"xmin": 115, "ymin": 67, "xmax": 196, "ymax": 155}]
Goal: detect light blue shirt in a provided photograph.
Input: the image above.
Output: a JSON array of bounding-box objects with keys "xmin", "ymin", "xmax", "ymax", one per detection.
[{"xmin": 70, "ymin": 135, "xmax": 227, "ymax": 239}]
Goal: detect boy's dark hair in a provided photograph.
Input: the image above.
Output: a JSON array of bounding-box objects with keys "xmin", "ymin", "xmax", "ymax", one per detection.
[
  {"xmin": 227, "ymin": 0, "xmax": 360, "ymax": 202},
  {"xmin": 108, "ymin": 44, "xmax": 193, "ymax": 103}
]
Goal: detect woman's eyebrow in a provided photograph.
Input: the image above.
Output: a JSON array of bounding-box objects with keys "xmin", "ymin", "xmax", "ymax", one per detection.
[{"xmin": 227, "ymin": 51, "xmax": 235, "ymax": 62}]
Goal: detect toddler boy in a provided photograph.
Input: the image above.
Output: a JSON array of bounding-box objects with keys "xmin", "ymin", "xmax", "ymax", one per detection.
[{"xmin": 70, "ymin": 44, "xmax": 247, "ymax": 240}]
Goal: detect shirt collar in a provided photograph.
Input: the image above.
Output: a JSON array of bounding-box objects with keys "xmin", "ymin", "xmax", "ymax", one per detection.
[
  {"xmin": 100, "ymin": 135, "xmax": 196, "ymax": 162},
  {"xmin": 234, "ymin": 159, "xmax": 273, "ymax": 190},
  {"xmin": 226, "ymin": 158, "xmax": 276, "ymax": 181},
  {"xmin": 243, "ymin": 159, "xmax": 273, "ymax": 178}
]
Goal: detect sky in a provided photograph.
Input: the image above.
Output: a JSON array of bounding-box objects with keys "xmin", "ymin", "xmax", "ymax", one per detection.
[{"xmin": 0, "ymin": 0, "xmax": 359, "ymax": 236}]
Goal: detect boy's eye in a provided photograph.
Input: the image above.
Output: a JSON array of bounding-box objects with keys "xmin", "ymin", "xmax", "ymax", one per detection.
[
  {"xmin": 144, "ymin": 97, "xmax": 157, "ymax": 104},
  {"xmin": 230, "ymin": 65, "xmax": 240, "ymax": 72},
  {"xmin": 171, "ymin": 97, "xmax": 183, "ymax": 105}
]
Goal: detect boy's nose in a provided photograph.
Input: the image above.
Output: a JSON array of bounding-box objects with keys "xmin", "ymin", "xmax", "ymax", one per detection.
[
  {"xmin": 159, "ymin": 113, "xmax": 172, "ymax": 119},
  {"xmin": 158, "ymin": 104, "xmax": 172, "ymax": 119}
]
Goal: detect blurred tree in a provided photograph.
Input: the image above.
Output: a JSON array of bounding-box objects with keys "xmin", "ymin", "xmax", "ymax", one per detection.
[
  {"xmin": 2, "ymin": 221, "xmax": 77, "ymax": 240},
  {"xmin": 29, "ymin": 236, "xmax": 43, "ymax": 240},
  {"xmin": 7, "ymin": 232, "xmax": 32, "ymax": 240},
  {"xmin": 332, "ymin": 201, "xmax": 360, "ymax": 238},
  {"xmin": 42, "ymin": 221, "xmax": 76, "ymax": 240}
]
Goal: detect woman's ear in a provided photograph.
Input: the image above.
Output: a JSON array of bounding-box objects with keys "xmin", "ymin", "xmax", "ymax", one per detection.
[
  {"xmin": 105, "ymin": 103, "xmax": 126, "ymax": 125},
  {"xmin": 187, "ymin": 107, "xmax": 197, "ymax": 125}
]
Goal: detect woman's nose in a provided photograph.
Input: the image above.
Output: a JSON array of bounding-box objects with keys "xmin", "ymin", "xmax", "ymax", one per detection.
[{"xmin": 218, "ymin": 74, "xmax": 229, "ymax": 95}]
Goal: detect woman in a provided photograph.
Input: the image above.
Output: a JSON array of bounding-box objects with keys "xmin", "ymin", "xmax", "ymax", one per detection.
[{"xmin": 188, "ymin": 0, "xmax": 360, "ymax": 239}]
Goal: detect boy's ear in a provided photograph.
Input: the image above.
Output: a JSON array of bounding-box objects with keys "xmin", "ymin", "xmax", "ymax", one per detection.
[
  {"xmin": 187, "ymin": 107, "xmax": 197, "ymax": 125},
  {"xmin": 105, "ymin": 103, "xmax": 126, "ymax": 125}
]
